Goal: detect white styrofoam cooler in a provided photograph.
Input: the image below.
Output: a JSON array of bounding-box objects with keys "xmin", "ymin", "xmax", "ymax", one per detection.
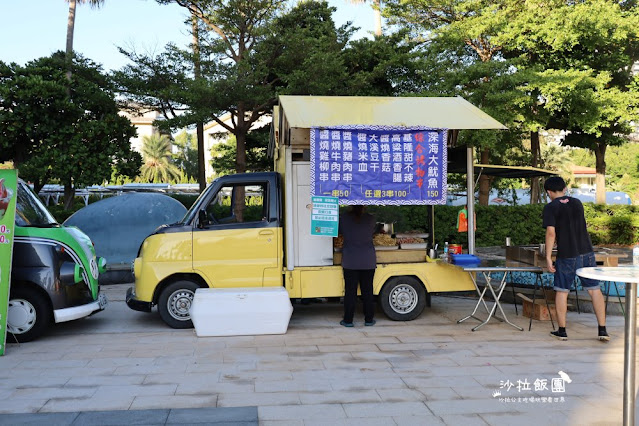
[{"xmin": 189, "ymin": 287, "xmax": 293, "ymax": 337}]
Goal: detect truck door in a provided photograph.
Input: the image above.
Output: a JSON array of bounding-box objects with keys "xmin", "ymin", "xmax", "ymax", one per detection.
[{"xmin": 192, "ymin": 182, "xmax": 281, "ymax": 288}]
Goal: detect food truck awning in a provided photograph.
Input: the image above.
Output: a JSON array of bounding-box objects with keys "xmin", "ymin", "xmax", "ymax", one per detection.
[
  {"xmin": 475, "ymin": 164, "xmax": 555, "ymax": 178},
  {"xmin": 276, "ymin": 95, "xmax": 511, "ymax": 256},
  {"xmin": 279, "ymin": 95, "xmax": 508, "ymax": 130}
]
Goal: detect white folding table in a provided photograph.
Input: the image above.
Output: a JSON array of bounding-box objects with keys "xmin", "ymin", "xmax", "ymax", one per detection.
[
  {"xmin": 457, "ymin": 265, "xmax": 544, "ymax": 332},
  {"xmin": 577, "ymin": 266, "xmax": 639, "ymax": 426}
]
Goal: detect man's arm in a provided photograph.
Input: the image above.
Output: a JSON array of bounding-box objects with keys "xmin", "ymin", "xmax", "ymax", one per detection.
[{"xmin": 545, "ymin": 226, "xmax": 556, "ymax": 273}]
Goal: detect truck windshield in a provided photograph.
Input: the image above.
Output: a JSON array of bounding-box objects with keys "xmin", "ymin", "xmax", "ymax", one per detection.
[{"xmin": 15, "ymin": 181, "xmax": 58, "ymax": 227}]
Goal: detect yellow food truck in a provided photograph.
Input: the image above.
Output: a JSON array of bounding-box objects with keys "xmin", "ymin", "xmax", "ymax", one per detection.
[{"xmin": 126, "ymin": 96, "xmax": 507, "ymax": 328}]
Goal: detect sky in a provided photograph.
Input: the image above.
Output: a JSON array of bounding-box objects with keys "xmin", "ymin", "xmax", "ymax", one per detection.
[{"xmin": 0, "ymin": 0, "xmax": 377, "ymax": 72}]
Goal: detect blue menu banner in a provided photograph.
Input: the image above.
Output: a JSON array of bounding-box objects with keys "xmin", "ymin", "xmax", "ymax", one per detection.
[{"xmin": 310, "ymin": 126, "xmax": 448, "ymax": 205}]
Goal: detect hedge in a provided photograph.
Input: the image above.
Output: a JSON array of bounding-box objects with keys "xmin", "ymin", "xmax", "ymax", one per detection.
[
  {"xmin": 365, "ymin": 203, "xmax": 639, "ymax": 248},
  {"xmin": 50, "ymin": 193, "xmax": 638, "ymax": 248}
]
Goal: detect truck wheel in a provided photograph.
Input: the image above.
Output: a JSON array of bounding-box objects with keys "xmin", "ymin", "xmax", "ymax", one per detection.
[
  {"xmin": 158, "ymin": 280, "xmax": 200, "ymax": 329},
  {"xmin": 380, "ymin": 276, "xmax": 426, "ymax": 321},
  {"xmin": 7, "ymin": 287, "xmax": 52, "ymax": 343}
]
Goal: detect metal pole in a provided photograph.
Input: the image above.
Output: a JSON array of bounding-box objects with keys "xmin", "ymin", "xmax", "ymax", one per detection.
[
  {"xmin": 285, "ymin": 148, "xmax": 295, "ymax": 271},
  {"xmin": 428, "ymin": 205, "xmax": 435, "ymax": 250},
  {"xmin": 623, "ymin": 282, "xmax": 636, "ymax": 426},
  {"xmin": 466, "ymin": 146, "xmax": 475, "ymax": 255}
]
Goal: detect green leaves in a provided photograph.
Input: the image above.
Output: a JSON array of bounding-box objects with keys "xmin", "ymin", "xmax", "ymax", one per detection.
[
  {"xmin": 0, "ymin": 51, "xmax": 142, "ymax": 198},
  {"xmin": 139, "ymin": 134, "xmax": 183, "ymax": 183}
]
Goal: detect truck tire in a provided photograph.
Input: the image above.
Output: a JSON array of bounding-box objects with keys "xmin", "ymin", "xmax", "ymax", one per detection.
[
  {"xmin": 380, "ymin": 276, "xmax": 426, "ymax": 321},
  {"xmin": 7, "ymin": 286, "xmax": 52, "ymax": 343},
  {"xmin": 158, "ymin": 280, "xmax": 200, "ymax": 329}
]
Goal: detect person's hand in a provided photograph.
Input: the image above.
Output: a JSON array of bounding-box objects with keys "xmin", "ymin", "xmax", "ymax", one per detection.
[{"xmin": 546, "ymin": 257, "xmax": 555, "ymax": 273}]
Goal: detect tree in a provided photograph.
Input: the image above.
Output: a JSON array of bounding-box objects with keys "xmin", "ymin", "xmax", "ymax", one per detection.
[
  {"xmin": 210, "ymin": 125, "xmax": 271, "ymax": 176},
  {"xmin": 139, "ymin": 134, "xmax": 183, "ymax": 183},
  {"xmin": 385, "ymin": 0, "xmax": 639, "ymax": 205},
  {"xmin": 260, "ymin": 2, "xmax": 417, "ymax": 96},
  {"xmin": 172, "ymin": 130, "xmax": 200, "ymax": 180},
  {"xmin": 341, "ymin": 31, "xmax": 421, "ymax": 96},
  {"xmin": 0, "ymin": 52, "xmax": 142, "ymax": 208},
  {"xmin": 497, "ymin": 0, "xmax": 639, "ymax": 204},
  {"xmin": 191, "ymin": 12, "xmax": 206, "ymax": 192},
  {"xmin": 539, "ymin": 143, "xmax": 572, "ymax": 184},
  {"xmin": 117, "ymin": 1, "xmax": 353, "ymax": 219},
  {"xmin": 384, "ymin": 0, "xmax": 525, "ymax": 205},
  {"xmin": 66, "ymin": 0, "xmax": 104, "ymax": 56},
  {"xmin": 65, "ymin": 0, "xmax": 104, "ymax": 78},
  {"xmin": 153, "ymin": 0, "xmax": 286, "ymax": 177}
]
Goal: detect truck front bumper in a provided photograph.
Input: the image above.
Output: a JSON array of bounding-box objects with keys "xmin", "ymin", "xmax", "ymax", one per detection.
[
  {"xmin": 126, "ymin": 287, "xmax": 153, "ymax": 312},
  {"xmin": 53, "ymin": 292, "xmax": 108, "ymax": 323}
]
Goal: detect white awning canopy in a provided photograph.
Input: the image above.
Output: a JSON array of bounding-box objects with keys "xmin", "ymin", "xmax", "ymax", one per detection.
[{"xmin": 279, "ymin": 95, "xmax": 507, "ymax": 130}]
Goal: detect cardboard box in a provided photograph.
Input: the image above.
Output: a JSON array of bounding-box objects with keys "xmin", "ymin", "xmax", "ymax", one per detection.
[{"xmin": 517, "ymin": 293, "xmax": 557, "ymax": 321}]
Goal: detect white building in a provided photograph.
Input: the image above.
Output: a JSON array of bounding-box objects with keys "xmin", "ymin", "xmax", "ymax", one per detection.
[
  {"xmin": 571, "ymin": 165, "xmax": 597, "ymax": 188},
  {"xmin": 119, "ymin": 109, "xmax": 165, "ymax": 154}
]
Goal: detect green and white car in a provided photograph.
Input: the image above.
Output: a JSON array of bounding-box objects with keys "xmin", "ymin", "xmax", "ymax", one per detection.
[{"xmin": 7, "ymin": 180, "xmax": 107, "ymax": 342}]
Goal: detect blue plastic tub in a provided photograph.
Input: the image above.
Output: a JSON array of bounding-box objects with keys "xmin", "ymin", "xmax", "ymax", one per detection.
[{"xmin": 450, "ymin": 254, "xmax": 481, "ymax": 266}]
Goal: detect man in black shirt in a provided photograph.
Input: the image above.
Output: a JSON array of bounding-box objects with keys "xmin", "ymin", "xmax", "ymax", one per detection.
[{"xmin": 542, "ymin": 177, "xmax": 609, "ymax": 342}]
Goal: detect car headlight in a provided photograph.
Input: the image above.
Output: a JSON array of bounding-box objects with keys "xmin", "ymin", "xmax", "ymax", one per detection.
[
  {"xmin": 60, "ymin": 261, "xmax": 84, "ymax": 285},
  {"xmin": 97, "ymin": 257, "xmax": 107, "ymax": 274}
]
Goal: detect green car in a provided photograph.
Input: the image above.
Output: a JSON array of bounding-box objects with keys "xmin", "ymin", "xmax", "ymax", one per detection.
[{"xmin": 7, "ymin": 180, "xmax": 107, "ymax": 342}]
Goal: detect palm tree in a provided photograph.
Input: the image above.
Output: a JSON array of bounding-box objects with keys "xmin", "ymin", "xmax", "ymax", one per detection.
[
  {"xmin": 191, "ymin": 11, "xmax": 206, "ymax": 193},
  {"xmin": 66, "ymin": 0, "xmax": 104, "ymax": 59},
  {"xmin": 349, "ymin": 0, "xmax": 382, "ymax": 36},
  {"xmin": 65, "ymin": 0, "xmax": 105, "ymax": 88},
  {"xmin": 140, "ymin": 134, "xmax": 183, "ymax": 183},
  {"xmin": 539, "ymin": 143, "xmax": 573, "ymax": 193}
]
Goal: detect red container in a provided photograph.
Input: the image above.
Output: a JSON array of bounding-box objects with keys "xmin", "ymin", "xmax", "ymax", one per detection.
[{"xmin": 449, "ymin": 244, "xmax": 463, "ymax": 255}]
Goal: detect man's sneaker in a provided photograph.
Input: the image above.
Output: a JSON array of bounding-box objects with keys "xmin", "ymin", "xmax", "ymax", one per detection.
[
  {"xmin": 339, "ymin": 320, "xmax": 354, "ymax": 328},
  {"xmin": 598, "ymin": 330, "xmax": 610, "ymax": 342},
  {"xmin": 364, "ymin": 320, "xmax": 376, "ymax": 326},
  {"xmin": 550, "ymin": 330, "xmax": 568, "ymax": 341}
]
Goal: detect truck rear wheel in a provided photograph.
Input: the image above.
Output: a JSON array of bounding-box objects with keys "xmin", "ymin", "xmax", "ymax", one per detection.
[
  {"xmin": 380, "ymin": 276, "xmax": 426, "ymax": 321},
  {"xmin": 7, "ymin": 287, "xmax": 52, "ymax": 343},
  {"xmin": 158, "ymin": 280, "xmax": 200, "ymax": 329}
]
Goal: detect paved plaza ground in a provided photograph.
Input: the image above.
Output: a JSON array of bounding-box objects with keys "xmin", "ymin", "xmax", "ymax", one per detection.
[{"xmin": 0, "ymin": 281, "xmax": 633, "ymax": 426}]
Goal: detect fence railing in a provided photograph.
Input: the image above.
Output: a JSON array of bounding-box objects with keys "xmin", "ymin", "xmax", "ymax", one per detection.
[{"xmin": 38, "ymin": 183, "xmax": 201, "ymax": 206}]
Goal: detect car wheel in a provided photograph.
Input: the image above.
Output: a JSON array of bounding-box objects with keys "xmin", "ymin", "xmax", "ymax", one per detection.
[
  {"xmin": 7, "ymin": 287, "xmax": 52, "ymax": 343},
  {"xmin": 380, "ymin": 276, "xmax": 426, "ymax": 321},
  {"xmin": 158, "ymin": 280, "xmax": 200, "ymax": 329}
]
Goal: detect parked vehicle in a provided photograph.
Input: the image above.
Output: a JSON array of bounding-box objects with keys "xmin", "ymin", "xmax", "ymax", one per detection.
[
  {"xmin": 7, "ymin": 180, "xmax": 107, "ymax": 342},
  {"xmin": 126, "ymin": 96, "xmax": 501, "ymax": 329}
]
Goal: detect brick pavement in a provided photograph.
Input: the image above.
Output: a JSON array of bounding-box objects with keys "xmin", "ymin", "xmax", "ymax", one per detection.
[{"xmin": 0, "ymin": 283, "xmax": 632, "ymax": 425}]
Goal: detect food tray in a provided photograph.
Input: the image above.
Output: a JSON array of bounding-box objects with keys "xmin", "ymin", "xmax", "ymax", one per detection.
[
  {"xmin": 395, "ymin": 233, "xmax": 429, "ymax": 239},
  {"xmin": 375, "ymin": 246, "xmax": 399, "ymax": 251},
  {"xmin": 400, "ymin": 243, "xmax": 427, "ymax": 249}
]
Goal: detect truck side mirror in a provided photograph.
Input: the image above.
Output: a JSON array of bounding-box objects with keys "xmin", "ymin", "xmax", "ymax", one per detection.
[{"xmin": 198, "ymin": 210, "xmax": 209, "ymax": 228}]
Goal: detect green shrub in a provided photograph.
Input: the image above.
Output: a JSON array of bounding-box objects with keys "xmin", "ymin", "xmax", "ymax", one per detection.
[
  {"xmin": 364, "ymin": 203, "xmax": 637, "ymax": 247},
  {"xmin": 48, "ymin": 192, "xmax": 638, "ymax": 247}
]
